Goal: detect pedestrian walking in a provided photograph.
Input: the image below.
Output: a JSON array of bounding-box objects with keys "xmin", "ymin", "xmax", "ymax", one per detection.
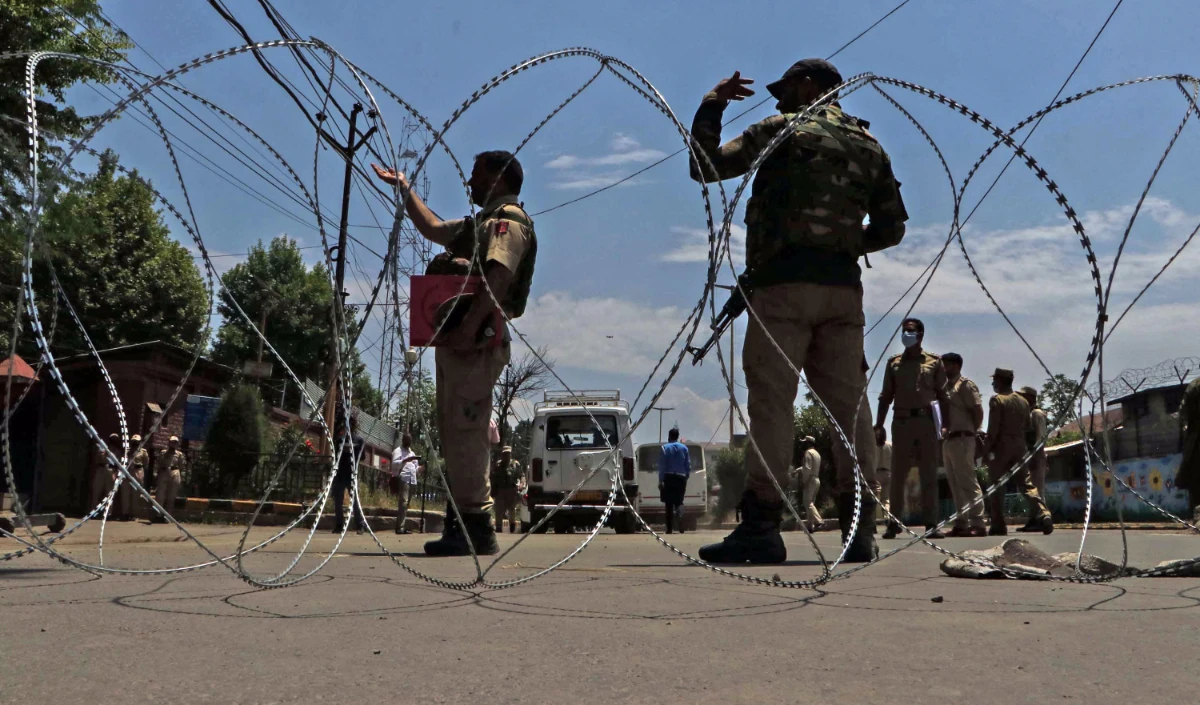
[
  {"xmin": 658, "ymin": 428, "xmax": 691, "ymax": 534},
  {"xmin": 392, "ymin": 433, "xmax": 419, "ymax": 534}
]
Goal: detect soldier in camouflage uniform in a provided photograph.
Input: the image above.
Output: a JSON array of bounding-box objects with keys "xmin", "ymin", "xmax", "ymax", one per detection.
[
  {"xmin": 491, "ymin": 446, "xmax": 524, "ymax": 533},
  {"xmin": 690, "ymin": 59, "xmax": 909, "ymax": 564},
  {"xmin": 981, "ymin": 369, "xmax": 1053, "ymax": 535},
  {"xmin": 373, "ymin": 151, "xmax": 537, "ymax": 556},
  {"xmin": 153, "ymin": 435, "xmax": 187, "ymax": 523},
  {"xmin": 875, "ymin": 318, "xmax": 952, "ymax": 539}
]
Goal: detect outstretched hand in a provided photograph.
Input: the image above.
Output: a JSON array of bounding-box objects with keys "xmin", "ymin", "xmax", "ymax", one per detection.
[
  {"xmin": 371, "ymin": 163, "xmax": 409, "ymax": 189},
  {"xmin": 712, "ymin": 71, "xmax": 755, "ymax": 102}
]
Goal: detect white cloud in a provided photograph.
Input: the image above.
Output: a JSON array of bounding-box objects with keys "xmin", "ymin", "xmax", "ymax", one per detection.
[
  {"xmin": 543, "ymin": 133, "xmax": 667, "ymax": 190},
  {"xmin": 659, "ymin": 224, "xmax": 746, "ymax": 267}
]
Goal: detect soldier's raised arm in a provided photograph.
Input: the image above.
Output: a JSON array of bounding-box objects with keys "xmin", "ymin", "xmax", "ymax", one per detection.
[{"xmin": 688, "ymin": 71, "xmax": 777, "ymax": 183}]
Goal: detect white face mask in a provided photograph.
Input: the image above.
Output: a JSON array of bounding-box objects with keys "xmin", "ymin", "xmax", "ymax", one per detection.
[{"xmin": 901, "ymin": 331, "xmax": 920, "ymax": 349}]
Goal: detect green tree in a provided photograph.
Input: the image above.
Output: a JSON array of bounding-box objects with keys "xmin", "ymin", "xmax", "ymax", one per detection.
[
  {"xmin": 1, "ymin": 0, "xmax": 132, "ymax": 221},
  {"xmin": 1, "ymin": 150, "xmax": 207, "ymax": 355},
  {"xmin": 391, "ymin": 368, "xmax": 438, "ymax": 452},
  {"xmin": 211, "ymin": 235, "xmax": 383, "ymax": 415},
  {"xmin": 205, "ymin": 384, "xmax": 266, "ymax": 496},
  {"xmin": 1039, "ymin": 373, "xmax": 1083, "ymax": 426},
  {"xmin": 710, "ymin": 446, "xmax": 746, "ymax": 525},
  {"xmin": 509, "ymin": 418, "xmax": 533, "ymax": 468}
]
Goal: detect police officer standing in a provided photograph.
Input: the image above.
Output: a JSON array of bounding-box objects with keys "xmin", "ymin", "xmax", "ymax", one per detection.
[
  {"xmin": 491, "ymin": 446, "xmax": 523, "ymax": 534},
  {"xmin": 152, "ymin": 435, "xmax": 186, "ymax": 523},
  {"xmin": 794, "ymin": 436, "xmax": 822, "ymax": 531},
  {"xmin": 373, "ymin": 151, "xmax": 537, "ymax": 556},
  {"xmin": 941, "ymin": 353, "xmax": 987, "ymax": 537},
  {"xmin": 689, "ymin": 59, "xmax": 908, "ymax": 564},
  {"xmin": 981, "ymin": 369, "xmax": 1053, "ymax": 535},
  {"xmin": 117, "ymin": 433, "xmax": 149, "ymax": 522},
  {"xmin": 1019, "ymin": 386, "xmax": 1049, "ymax": 498},
  {"xmin": 875, "ymin": 318, "xmax": 951, "ymax": 539}
]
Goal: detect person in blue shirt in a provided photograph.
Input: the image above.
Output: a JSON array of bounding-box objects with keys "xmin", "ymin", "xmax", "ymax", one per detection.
[{"xmin": 657, "ymin": 428, "xmax": 692, "ymax": 534}]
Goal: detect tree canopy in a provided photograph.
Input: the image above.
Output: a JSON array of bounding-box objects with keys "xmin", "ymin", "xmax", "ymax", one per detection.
[
  {"xmin": 1, "ymin": 0, "xmax": 132, "ymax": 222},
  {"xmin": 1, "ymin": 150, "xmax": 208, "ymax": 356},
  {"xmin": 211, "ymin": 234, "xmax": 384, "ymax": 416}
]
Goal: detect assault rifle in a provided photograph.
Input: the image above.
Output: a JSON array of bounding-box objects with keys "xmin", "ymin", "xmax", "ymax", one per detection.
[{"xmin": 687, "ymin": 273, "xmax": 752, "ymax": 366}]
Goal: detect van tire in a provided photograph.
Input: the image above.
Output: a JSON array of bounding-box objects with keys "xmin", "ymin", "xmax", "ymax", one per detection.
[{"xmin": 612, "ymin": 513, "xmax": 636, "ymax": 535}]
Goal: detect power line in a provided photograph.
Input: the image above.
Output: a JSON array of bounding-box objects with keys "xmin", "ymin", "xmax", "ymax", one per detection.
[{"xmin": 531, "ymin": 0, "xmax": 916, "ymax": 217}]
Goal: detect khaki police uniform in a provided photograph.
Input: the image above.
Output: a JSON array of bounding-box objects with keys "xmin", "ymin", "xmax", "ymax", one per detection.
[
  {"xmin": 943, "ymin": 375, "xmax": 986, "ymax": 531},
  {"xmin": 118, "ymin": 446, "xmax": 149, "ymax": 520},
  {"xmin": 880, "ymin": 350, "xmax": 946, "ymax": 527},
  {"xmin": 89, "ymin": 449, "xmax": 115, "ymax": 510},
  {"xmin": 491, "ymin": 458, "xmax": 524, "ymax": 532},
  {"xmin": 690, "ymin": 96, "xmax": 908, "ymax": 506},
  {"xmin": 798, "ymin": 447, "xmax": 822, "ymax": 526},
  {"xmin": 983, "ymin": 385, "xmax": 1050, "ymax": 529},
  {"xmin": 876, "ymin": 439, "xmax": 892, "ymax": 518},
  {"xmin": 433, "ymin": 195, "xmax": 536, "ymax": 515},
  {"xmin": 1028, "ymin": 406, "xmax": 1049, "ymax": 497},
  {"xmin": 154, "ymin": 445, "xmax": 187, "ymax": 517}
]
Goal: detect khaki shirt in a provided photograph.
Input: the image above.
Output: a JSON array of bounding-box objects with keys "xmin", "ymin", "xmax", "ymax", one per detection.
[
  {"xmin": 801, "ymin": 448, "xmax": 821, "ymax": 483},
  {"xmin": 157, "ymin": 449, "xmax": 187, "ymax": 475},
  {"xmin": 1030, "ymin": 408, "xmax": 1048, "ymax": 448},
  {"xmin": 432, "ymin": 195, "xmax": 534, "ymax": 316},
  {"xmin": 987, "ymin": 392, "xmax": 1031, "ymax": 442},
  {"xmin": 880, "ymin": 350, "xmax": 947, "ymax": 411},
  {"xmin": 946, "ymin": 376, "xmax": 983, "ymax": 433},
  {"xmin": 877, "ymin": 440, "xmax": 892, "ymax": 472}
]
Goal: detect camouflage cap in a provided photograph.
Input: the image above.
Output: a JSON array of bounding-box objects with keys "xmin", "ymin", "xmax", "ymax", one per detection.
[
  {"xmin": 991, "ymin": 368, "xmax": 1014, "ymax": 381},
  {"xmin": 766, "ymin": 58, "xmax": 843, "ymax": 99}
]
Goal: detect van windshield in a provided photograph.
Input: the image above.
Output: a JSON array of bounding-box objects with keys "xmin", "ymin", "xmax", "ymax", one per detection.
[
  {"xmin": 637, "ymin": 444, "xmax": 704, "ymax": 471},
  {"xmin": 545, "ymin": 414, "xmax": 620, "ymax": 450}
]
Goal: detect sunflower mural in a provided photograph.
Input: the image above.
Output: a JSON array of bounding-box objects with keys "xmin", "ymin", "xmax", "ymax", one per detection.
[{"xmin": 1149, "ymin": 468, "xmax": 1164, "ymax": 494}]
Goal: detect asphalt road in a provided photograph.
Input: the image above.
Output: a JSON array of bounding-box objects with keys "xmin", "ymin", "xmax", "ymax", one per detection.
[{"xmin": 2, "ymin": 523, "xmax": 1198, "ymax": 704}]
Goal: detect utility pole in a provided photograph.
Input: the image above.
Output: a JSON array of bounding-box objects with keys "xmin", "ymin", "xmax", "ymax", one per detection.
[
  {"xmin": 652, "ymin": 406, "xmax": 675, "ymax": 443},
  {"xmin": 320, "ymin": 102, "xmax": 376, "ymax": 452}
]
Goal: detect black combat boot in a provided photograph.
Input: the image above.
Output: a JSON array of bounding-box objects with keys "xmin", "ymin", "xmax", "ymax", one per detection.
[
  {"xmin": 698, "ymin": 492, "xmax": 786, "ymax": 564},
  {"xmin": 882, "ymin": 520, "xmax": 901, "ymax": 539},
  {"xmin": 837, "ymin": 493, "xmax": 879, "ymax": 563},
  {"xmin": 424, "ymin": 505, "xmax": 500, "ymax": 556}
]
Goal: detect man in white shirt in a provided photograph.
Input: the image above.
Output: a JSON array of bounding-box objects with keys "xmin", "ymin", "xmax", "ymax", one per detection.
[{"xmin": 391, "ymin": 433, "xmax": 420, "ymax": 534}]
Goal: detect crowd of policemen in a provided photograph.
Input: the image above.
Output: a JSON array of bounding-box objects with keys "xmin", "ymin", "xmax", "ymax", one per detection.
[{"xmin": 89, "ymin": 433, "xmax": 186, "ymax": 524}]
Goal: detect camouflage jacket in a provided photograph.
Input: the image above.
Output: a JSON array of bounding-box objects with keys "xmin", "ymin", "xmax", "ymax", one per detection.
[{"xmin": 690, "ymin": 95, "xmax": 908, "ymax": 286}]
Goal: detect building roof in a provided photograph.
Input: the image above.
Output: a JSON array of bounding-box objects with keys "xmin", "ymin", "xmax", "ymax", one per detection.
[
  {"xmin": 1105, "ymin": 381, "xmax": 1188, "ymax": 406},
  {"xmin": 1052, "ymin": 408, "xmax": 1124, "ymax": 437},
  {"xmin": 0, "ymin": 354, "xmax": 37, "ymax": 381},
  {"xmin": 53, "ymin": 340, "xmax": 234, "ymax": 377}
]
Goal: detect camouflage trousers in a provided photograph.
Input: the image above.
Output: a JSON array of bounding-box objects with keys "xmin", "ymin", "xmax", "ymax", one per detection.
[
  {"xmin": 435, "ymin": 342, "xmax": 510, "ymax": 514},
  {"xmin": 742, "ymin": 283, "xmax": 876, "ymax": 503}
]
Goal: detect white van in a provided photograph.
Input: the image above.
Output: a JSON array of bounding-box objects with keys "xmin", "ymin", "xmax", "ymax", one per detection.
[
  {"xmin": 635, "ymin": 442, "xmax": 708, "ymax": 532},
  {"xmin": 521, "ymin": 390, "xmax": 639, "ymax": 534}
]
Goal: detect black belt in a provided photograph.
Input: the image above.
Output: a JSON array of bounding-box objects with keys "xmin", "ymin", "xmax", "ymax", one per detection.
[
  {"xmin": 894, "ymin": 407, "xmax": 931, "ymax": 418},
  {"xmin": 946, "ymin": 430, "xmax": 975, "ymax": 439}
]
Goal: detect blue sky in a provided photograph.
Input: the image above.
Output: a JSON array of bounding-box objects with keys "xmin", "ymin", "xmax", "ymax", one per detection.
[{"xmin": 54, "ymin": 0, "xmax": 1200, "ymax": 444}]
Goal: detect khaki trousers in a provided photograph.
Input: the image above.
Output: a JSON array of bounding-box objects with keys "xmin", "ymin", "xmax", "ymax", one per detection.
[
  {"xmin": 396, "ymin": 481, "xmax": 411, "ymax": 527},
  {"xmin": 436, "ymin": 343, "xmax": 510, "ymax": 514},
  {"xmin": 1030, "ymin": 449, "xmax": 1047, "ymax": 497},
  {"xmin": 743, "ymin": 283, "xmax": 873, "ymax": 502},
  {"xmin": 117, "ymin": 468, "xmax": 145, "ymax": 519},
  {"xmin": 988, "ymin": 437, "xmax": 1050, "ymax": 527},
  {"xmin": 494, "ymin": 486, "xmax": 519, "ymax": 530},
  {"xmin": 155, "ymin": 469, "xmax": 181, "ymax": 515},
  {"xmin": 889, "ymin": 415, "xmax": 939, "ymax": 527},
  {"xmin": 942, "ymin": 435, "xmax": 985, "ymax": 529},
  {"xmin": 90, "ymin": 464, "xmax": 114, "ymax": 509}
]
